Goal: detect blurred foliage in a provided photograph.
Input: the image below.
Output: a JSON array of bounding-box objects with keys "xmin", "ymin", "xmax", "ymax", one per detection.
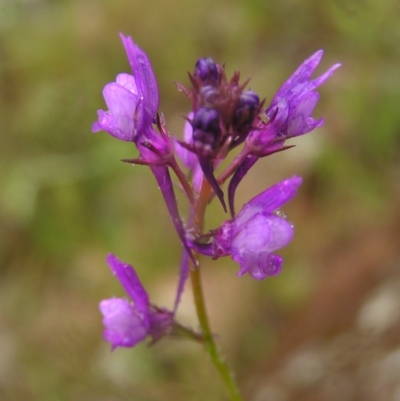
[{"xmin": 0, "ymin": 0, "xmax": 399, "ymax": 400}]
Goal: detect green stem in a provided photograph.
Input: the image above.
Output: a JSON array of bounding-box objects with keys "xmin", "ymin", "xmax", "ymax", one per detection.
[{"xmin": 189, "ymin": 180, "xmax": 244, "ymax": 401}]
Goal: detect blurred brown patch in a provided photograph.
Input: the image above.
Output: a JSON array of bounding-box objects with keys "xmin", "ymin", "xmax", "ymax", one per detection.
[{"xmin": 248, "ymin": 218, "xmax": 400, "ymax": 401}]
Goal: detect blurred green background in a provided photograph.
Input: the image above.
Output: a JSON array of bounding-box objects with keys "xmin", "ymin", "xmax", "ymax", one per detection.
[{"xmin": 1, "ymin": 0, "xmax": 400, "ymax": 400}]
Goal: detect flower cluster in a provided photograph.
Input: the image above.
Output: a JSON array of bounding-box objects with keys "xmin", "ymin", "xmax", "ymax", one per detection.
[{"xmin": 93, "ymin": 34, "xmax": 340, "ymax": 349}]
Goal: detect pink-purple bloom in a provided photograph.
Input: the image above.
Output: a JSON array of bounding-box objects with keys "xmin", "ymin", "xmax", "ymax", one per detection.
[
  {"xmin": 92, "ymin": 34, "xmax": 158, "ymax": 142},
  {"xmin": 191, "ymin": 176, "xmax": 302, "ymax": 280},
  {"xmin": 99, "ymin": 254, "xmax": 174, "ymax": 349},
  {"xmin": 227, "ymin": 51, "xmax": 340, "ymax": 216},
  {"xmin": 92, "ymin": 34, "xmax": 174, "ymax": 165},
  {"xmin": 246, "ymin": 50, "xmax": 341, "ymax": 155}
]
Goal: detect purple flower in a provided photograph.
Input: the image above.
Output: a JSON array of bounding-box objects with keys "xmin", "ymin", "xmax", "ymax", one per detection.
[
  {"xmin": 92, "ymin": 72, "xmax": 140, "ymax": 142},
  {"xmin": 246, "ymin": 50, "xmax": 341, "ymax": 155},
  {"xmin": 92, "ymin": 33, "xmax": 174, "ymax": 165},
  {"xmin": 228, "ymin": 51, "xmax": 339, "ymax": 216},
  {"xmin": 99, "ymin": 254, "xmax": 174, "ymax": 349},
  {"xmin": 191, "ymin": 176, "xmax": 302, "ymax": 280},
  {"xmin": 92, "ymin": 34, "xmax": 159, "ymax": 142}
]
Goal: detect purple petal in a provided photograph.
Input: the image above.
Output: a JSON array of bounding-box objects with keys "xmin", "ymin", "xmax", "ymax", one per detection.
[
  {"xmin": 273, "ymin": 50, "xmax": 339, "ymax": 100},
  {"xmin": 115, "ymin": 73, "xmax": 138, "ymax": 94},
  {"xmin": 232, "ymin": 213, "xmax": 292, "ymax": 280},
  {"xmin": 232, "ymin": 213, "xmax": 293, "ymax": 255},
  {"xmin": 106, "ymin": 254, "xmax": 149, "ymax": 325},
  {"xmin": 271, "ymin": 50, "xmax": 324, "ymax": 102},
  {"xmin": 236, "ymin": 253, "xmax": 283, "ymax": 280},
  {"xmin": 247, "ymin": 51, "xmax": 340, "ymax": 158},
  {"xmin": 287, "ymin": 92, "xmax": 322, "ymax": 136},
  {"xmin": 119, "ymin": 33, "xmax": 159, "ymax": 130},
  {"xmin": 99, "ymin": 298, "xmax": 148, "ymax": 349},
  {"xmin": 308, "ymin": 62, "xmax": 342, "ymax": 92},
  {"xmin": 92, "ymin": 83, "xmax": 139, "ymax": 141},
  {"xmin": 237, "ymin": 176, "xmax": 302, "ymax": 221}
]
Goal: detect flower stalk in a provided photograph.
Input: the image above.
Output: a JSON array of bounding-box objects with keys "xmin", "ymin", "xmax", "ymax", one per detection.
[
  {"xmin": 190, "ymin": 180, "xmax": 244, "ymax": 401},
  {"xmin": 93, "ymin": 33, "xmax": 340, "ymax": 400}
]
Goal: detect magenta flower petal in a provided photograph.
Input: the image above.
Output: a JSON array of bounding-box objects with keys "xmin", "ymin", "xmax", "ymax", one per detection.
[
  {"xmin": 244, "ymin": 50, "xmax": 340, "ymax": 155},
  {"xmin": 231, "ymin": 213, "xmax": 293, "ymax": 280},
  {"xmin": 236, "ymin": 253, "xmax": 283, "ymax": 280},
  {"xmin": 106, "ymin": 254, "xmax": 149, "ymax": 324},
  {"xmin": 238, "ymin": 176, "xmax": 302, "ymax": 216},
  {"xmin": 93, "ymin": 34, "xmax": 160, "ymax": 142},
  {"xmin": 270, "ymin": 50, "xmax": 340, "ymax": 102},
  {"xmin": 99, "ymin": 298, "xmax": 148, "ymax": 349},
  {"xmin": 115, "ymin": 73, "xmax": 138, "ymax": 93},
  {"xmin": 287, "ymin": 91, "xmax": 322, "ymax": 136},
  {"xmin": 92, "ymin": 82, "xmax": 140, "ymax": 141},
  {"xmin": 264, "ymin": 50, "xmax": 341, "ymax": 137},
  {"xmin": 119, "ymin": 33, "xmax": 159, "ymax": 131}
]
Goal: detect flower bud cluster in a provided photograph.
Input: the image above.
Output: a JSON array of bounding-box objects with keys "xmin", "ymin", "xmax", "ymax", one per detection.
[{"xmin": 186, "ymin": 57, "xmax": 261, "ymax": 160}]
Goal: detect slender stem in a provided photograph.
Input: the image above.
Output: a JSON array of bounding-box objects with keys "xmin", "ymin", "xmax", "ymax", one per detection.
[{"xmin": 189, "ymin": 179, "xmax": 244, "ymax": 401}]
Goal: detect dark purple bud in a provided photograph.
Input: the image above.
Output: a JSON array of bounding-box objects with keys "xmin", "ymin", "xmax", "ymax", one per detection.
[
  {"xmin": 233, "ymin": 90, "xmax": 260, "ymax": 129},
  {"xmin": 194, "ymin": 57, "xmax": 220, "ymax": 83},
  {"xmin": 192, "ymin": 108, "xmax": 221, "ymax": 155}
]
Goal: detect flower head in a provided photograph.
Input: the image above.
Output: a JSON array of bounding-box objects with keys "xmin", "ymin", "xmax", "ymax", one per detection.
[
  {"xmin": 246, "ymin": 50, "xmax": 341, "ymax": 155},
  {"xmin": 92, "ymin": 34, "xmax": 159, "ymax": 142},
  {"xmin": 227, "ymin": 51, "xmax": 339, "ymax": 216},
  {"xmin": 92, "ymin": 34, "xmax": 174, "ymax": 166},
  {"xmin": 99, "ymin": 254, "xmax": 173, "ymax": 349},
  {"xmin": 191, "ymin": 176, "xmax": 302, "ymax": 280}
]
